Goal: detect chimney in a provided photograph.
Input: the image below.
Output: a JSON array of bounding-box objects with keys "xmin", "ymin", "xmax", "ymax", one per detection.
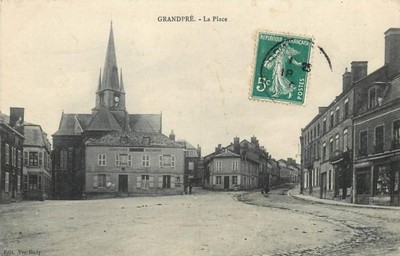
[
  {"xmin": 197, "ymin": 144, "xmax": 202, "ymax": 158},
  {"xmin": 215, "ymin": 144, "xmax": 222, "ymax": 153},
  {"xmin": 10, "ymin": 107, "xmax": 24, "ymax": 134},
  {"xmin": 169, "ymin": 129, "xmax": 175, "ymax": 141},
  {"xmin": 233, "ymin": 136, "xmax": 240, "ymax": 154},
  {"xmin": 385, "ymin": 28, "xmax": 400, "ymax": 78},
  {"xmin": 351, "ymin": 61, "xmax": 368, "ymax": 83},
  {"xmin": 251, "ymin": 135, "xmax": 257, "ymax": 145},
  {"xmin": 342, "ymin": 68, "xmax": 352, "ymax": 91}
]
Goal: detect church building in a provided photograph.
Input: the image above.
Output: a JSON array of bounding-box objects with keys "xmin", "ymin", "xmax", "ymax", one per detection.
[{"xmin": 52, "ymin": 24, "xmax": 184, "ymax": 199}]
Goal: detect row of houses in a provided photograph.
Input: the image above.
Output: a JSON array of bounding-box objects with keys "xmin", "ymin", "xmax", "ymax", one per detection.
[
  {"xmin": 301, "ymin": 27, "xmax": 400, "ymax": 206},
  {"xmin": 203, "ymin": 136, "xmax": 299, "ymax": 191},
  {"xmin": 0, "ymin": 108, "xmax": 52, "ymax": 203}
]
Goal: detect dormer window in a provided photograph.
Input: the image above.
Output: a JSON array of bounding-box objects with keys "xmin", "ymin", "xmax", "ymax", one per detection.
[
  {"xmin": 120, "ymin": 135, "xmax": 128, "ymax": 144},
  {"xmin": 142, "ymin": 136, "xmax": 151, "ymax": 145}
]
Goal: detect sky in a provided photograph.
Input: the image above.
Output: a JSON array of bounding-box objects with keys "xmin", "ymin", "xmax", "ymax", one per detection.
[{"xmin": 0, "ymin": 0, "xmax": 399, "ymax": 161}]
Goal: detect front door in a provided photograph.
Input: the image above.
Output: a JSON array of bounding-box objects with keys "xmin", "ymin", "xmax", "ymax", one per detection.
[
  {"xmin": 224, "ymin": 176, "xmax": 230, "ymax": 189},
  {"xmin": 163, "ymin": 175, "xmax": 171, "ymax": 189},
  {"xmin": 321, "ymin": 172, "xmax": 327, "ymax": 198},
  {"xmin": 118, "ymin": 175, "xmax": 128, "ymax": 193}
]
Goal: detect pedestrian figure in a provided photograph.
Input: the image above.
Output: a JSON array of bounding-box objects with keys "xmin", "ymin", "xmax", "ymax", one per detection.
[{"xmin": 189, "ymin": 181, "xmax": 193, "ymax": 195}]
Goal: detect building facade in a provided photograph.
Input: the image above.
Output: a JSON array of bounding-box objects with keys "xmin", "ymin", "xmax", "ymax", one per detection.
[
  {"xmin": 23, "ymin": 124, "xmax": 52, "ymax": 200},
  {"xmin": 52, "ymin": 24, "xmax": 184, "ymax": 199},
  {"xmin": 278, "ymin": 158, "xmax": 300, "ymax": 184},
  {"xmin": 174, "ymin": 135, "xmax": 202, "ymax": 188},
  {"xmin": 353, "ymin": 28, "xmax": 400, "ymax": 206},
  {"xmin": 301, "ymin": 28, "xmax": 400, "ymax": 205},
  {"xmin": 301, "ymin": 64, "xmax": 359, "ymax": 201},
  {"xmin": 0, "ymin": 108, "xmax": 24, "ymax": 203},
  {"xmin": 204, "ymin": 136, "xmax": 270, "ymax": 190}
]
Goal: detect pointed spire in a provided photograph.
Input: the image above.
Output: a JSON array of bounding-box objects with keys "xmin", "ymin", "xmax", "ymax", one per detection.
[
  {"xmin": 101, "ymin": 21, "xmax": 119, "ymax": 91},
  {"xmin": 97, "ymin": 68, "xmax": 102, "ymax": 92},
  {"xmin": 120, "ymin": 69, "xmax": 125, "ymax": 93}
]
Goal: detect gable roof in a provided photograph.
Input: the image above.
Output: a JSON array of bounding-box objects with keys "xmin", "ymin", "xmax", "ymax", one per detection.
[
  {"xmin": 86, "ymin": 131, "xmax": 183, "ymax": 148},
  {"xmin": 86, "ymin": 107, "xmax": 122, "ymax": 132},
  {"xmin": 24, "ymin": 124, "xmax": 51, "ymax": 150},
  {"xmin": 129, "ymin": 114, "xmax": 161, "ymax": 132},
  {"xmin": 214, "ymin": 150, "xmax": 241, "ymax": 158}
]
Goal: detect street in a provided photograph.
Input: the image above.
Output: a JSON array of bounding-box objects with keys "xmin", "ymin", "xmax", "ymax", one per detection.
[{"xmin": 1, "ymin": 188, "xmax": 400, "ymax": 256}]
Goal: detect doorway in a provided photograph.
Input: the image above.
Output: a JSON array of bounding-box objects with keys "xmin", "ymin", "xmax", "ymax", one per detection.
[
  {"xmin": 321, "ymin": 172, "xmax": 327, "ymax": 199},
  {"xmin": 163, "ymin": 175, "xmax": 171, "ymax": 189},
  {"xmin": 224, "ymin": 176, "xmax": 230, "ymax": 189},
  {"xmin": 118, "ymin": 175, "xmax": 128, "ymax": 193}
]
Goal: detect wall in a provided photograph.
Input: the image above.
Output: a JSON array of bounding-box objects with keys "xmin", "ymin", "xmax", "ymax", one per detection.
[{"xmin": 85, "ymin": 145, "xmax": 184, "ymax": 196}]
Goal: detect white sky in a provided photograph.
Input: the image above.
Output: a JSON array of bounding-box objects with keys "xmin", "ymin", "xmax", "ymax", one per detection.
[{"xmin": 0, "ymin": 0, "xmax": 399, "ymax": 161}]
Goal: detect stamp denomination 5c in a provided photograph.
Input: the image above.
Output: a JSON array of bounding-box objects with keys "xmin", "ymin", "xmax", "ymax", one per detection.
[{"xmin": 250, "ymin": 32, "xmax": 313, "ymax": 105}]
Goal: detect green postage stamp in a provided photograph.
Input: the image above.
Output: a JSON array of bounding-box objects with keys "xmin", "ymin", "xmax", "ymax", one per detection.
[{"xmin": 250, "ymin": 32, "xmax": 313, "ymax": 105}]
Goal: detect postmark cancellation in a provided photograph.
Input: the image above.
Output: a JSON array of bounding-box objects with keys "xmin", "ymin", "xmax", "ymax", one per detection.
[{"xmin": 250, "ymin": 31, "xmax": 313, "ymax": 105}]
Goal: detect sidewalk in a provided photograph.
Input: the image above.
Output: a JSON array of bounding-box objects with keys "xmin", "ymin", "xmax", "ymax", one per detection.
[{"xmin": 288, "ymin": 186, "xmax": 400, "ymax": 210}]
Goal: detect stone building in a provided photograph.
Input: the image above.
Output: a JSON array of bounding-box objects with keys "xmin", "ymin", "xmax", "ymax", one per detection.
[
  {"xmin": 203, "ymin": 136, "xmax": 270, "ymax": 190},
  {"xmin": 0, "ymin": 108, "xmax": 24, "ymax": 203},
  {"xmin": 52, "ymin": 24, "xmax": 184, "ymax": 199},
  {"xmin": 23, "ymin": 124, "xmax": 52, "ymax": 200},
  {"xmin": 301, "ymin": 63, "xmax": 359, "ymax": 200},
  {"xmin": 352, "ymin": 28, "xmax": 400, "ymax": 206},
  {"xmin": 301, "ymin": 28, "xmax": 400, "ymax": 205},
  {"xmin": 173, "ymin": 134, "xmax": 202, "ymax": 188},
  {"xmin": 278, "ymin": 158, "xmax": 300, "ymax": 184}
]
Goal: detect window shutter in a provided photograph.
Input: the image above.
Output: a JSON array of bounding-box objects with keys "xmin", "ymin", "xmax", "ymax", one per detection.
[
  {"xmin": 158, "ymin": 176, "xmax": 163, "ymax": 188},
  {"xmin": 106, "ymin": 175, "xmax": 111, "ymax": 187},
  {"xmin": 24, "ymin": 151, "xmax": 28, "ymax": 166},
  {"xmin": 149, "ymin": 176, "xmax": 154, "ymax": 188},
  {"xmin": 5, "ymin": 172, "xmax": 9, "ymax": 192},
  {"xmin": 136, "ymin": 176, "xmax": 141, "ymax": 188},
  {"xmin": 17, "ymin": 175, "xmax": 21, "ymax": 193},
  {"xmin": 116, "ymin": 154, "xmax": 120, "ymax": 166},
  {"xmin": 171, "ymin": 177, "xmax": 175, "ymax": 188},
  {"xmin": 171, "ymin": 155, "xmax": 175, "ymax": 167},
  {"xmin": 128, "ymin": 155, "xmax": 132, "ymax": 166},
  {"xmin": 38, "ymin": 152, "xmax": 43, "ymax": 166},
  {"xmin": 93, "ymin": 175, "xmax": 98, "ymax": 188},
  {"xmin": 159, "ymin": 155, "xmax": 163, "ymax": 167}
]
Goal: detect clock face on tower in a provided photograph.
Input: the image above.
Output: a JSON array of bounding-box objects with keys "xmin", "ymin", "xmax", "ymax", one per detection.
[{"xmin": 114, "ymin": 95, "xmax": 120, "ymax": 106}]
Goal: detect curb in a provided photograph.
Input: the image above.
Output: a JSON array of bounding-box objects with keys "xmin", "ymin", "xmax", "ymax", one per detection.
[{"xmin": 287, "ymin": 189, "xmax": 400, "ymax": 210}]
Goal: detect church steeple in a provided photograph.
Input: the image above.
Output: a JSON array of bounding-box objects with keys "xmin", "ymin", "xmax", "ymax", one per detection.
[
  {"xmin": 97, "ymin": 68, "xmax": 102, "ymax": 92},
  {"xmin": 100, "ymin": 21, "xmax": 119, "ymax": 91},
  {"xmin": 94, "ymin": 22, "xmax": 128, "ymax": 112},
  {"xmin": 120, "ymin": 69, "xmax": 125, "ymax": 93}
]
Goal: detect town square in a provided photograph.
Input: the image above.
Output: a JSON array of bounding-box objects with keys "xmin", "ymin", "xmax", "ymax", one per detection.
[{"xmin": 1, "ymin": 1, "xmax": 400, "ymax": 255}]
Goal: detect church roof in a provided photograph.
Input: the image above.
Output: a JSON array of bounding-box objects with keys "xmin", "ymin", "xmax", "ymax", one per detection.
[
  {"xmin": 53, "ymin": 113, "xmax": 92, "ymax": 136},
  {"xmin": 86, "ymin": 131, "xmax": 182, "ymax": 148},
  {"xmin": 53, "ymin": 24, "xmax": 162, "ymax": 138},
  {"xmin": 129, "ymin": 114, "xmax": 161, "ymax": 132},
  {"xmin": 86, "ymin": 107, "xmax": 122, "ymax": 132},
  {"xmin": 53, "ymin": 112, "xmax": 161, "ymax": 136}
]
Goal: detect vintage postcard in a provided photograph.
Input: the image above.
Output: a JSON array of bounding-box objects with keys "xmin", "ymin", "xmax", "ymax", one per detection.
[{"xmin": 1, "ymin": 0, "xmax": 400, "ymax": 256}]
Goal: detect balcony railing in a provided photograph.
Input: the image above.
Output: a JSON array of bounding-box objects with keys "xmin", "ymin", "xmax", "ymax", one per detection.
[
  {"xmin": 358, "ymin": 148, "xmax": 368, "ymax": 157},
  {"xmin": 373, "ymin": 143, "xmax": 384, "ymax": 154},
  {"xmin": 392, "ymin": 139, "xmax": 400, "ymax": 150}
]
